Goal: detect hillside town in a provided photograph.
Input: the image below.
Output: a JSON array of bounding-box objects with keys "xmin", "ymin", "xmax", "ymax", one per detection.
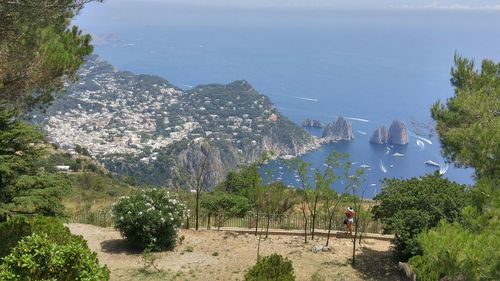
[{"xmin": 29, "ymin": 56, "xmax": 298, "ymax": 163}]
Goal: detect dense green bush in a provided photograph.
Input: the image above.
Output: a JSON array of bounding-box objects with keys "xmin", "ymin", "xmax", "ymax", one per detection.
[
  {"xmin": 372, "ymin": 173, "xmax": 468, "ymax": 261},
  {"xmin": 245, "ymin": 254, "xmax": 296, "ymax": 281},
  {"xmin": 410, "ymin": 220, "xmax": 499, "ymax": 281},
  {"xmin": 112, "ymin": 188, "xmax": 189, "ymax": 251},
  {"xmin": 0, "ymin": 233, "xmax": 109, "ymax": 281},
  {"xmin": 0, "ymin": 216, "xmax": 76, "ymax": 258}
]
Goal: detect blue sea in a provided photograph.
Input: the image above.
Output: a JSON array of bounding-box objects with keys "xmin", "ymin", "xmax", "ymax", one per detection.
[{"xmin": 74, "ymin": 2, "xmax": 500, "ymax": 196}]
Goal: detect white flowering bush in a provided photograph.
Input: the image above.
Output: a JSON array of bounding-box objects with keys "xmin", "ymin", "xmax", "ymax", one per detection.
[{"xmin": 112, "ymin": 188, "xmax": 189, "ymax": 251}]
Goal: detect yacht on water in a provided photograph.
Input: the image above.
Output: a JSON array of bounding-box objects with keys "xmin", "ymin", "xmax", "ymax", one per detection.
[{"xmin": 425, "ymin": 160, "xmax": 440, "ymax": 167}]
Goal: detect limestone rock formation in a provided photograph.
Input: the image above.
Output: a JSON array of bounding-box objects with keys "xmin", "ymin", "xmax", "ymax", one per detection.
[
  {"xmin": 302, "ymin": 119, "xmax": 323, "ymax": 128},
  {"xmin": 322, "ymin": 116, "xmax": 353, "ymax": 142},
  {"xmin": 370, "ymin": 125, "xmax": 388, "ymax": 144},
  {"xmin": 388, "ymin": 120, "xmax": 409, "ymax": 145}
]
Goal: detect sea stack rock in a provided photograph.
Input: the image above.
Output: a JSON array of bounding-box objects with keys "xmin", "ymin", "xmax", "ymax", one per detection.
[
  {"xmin": 370, "ymin": 125, "xmax": 388, "ymax": 144},
  {"xmin": 388, "ymin": 120, "xmax": 409, "ymax": 145},
  {"xmin": 302, "ymin": 119, "xmax": 323, "ymax": 128},
  {"xmin": 322, "ymin": 116, "xmax": 353, "ymax": 142}
]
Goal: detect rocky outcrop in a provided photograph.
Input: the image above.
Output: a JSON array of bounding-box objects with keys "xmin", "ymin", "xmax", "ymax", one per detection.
[
  {"xmin": 388, "ymin": 120, "xmax": 409, "ymax": 145},
  {"xmin": 370, "ymin": 125, "xmax": 388, "ymax": 144},
  {"xmin": 302, "ymin": 119, "xmax": 323, "ymax": 128},
  {"xmin": 322, "ymin": 116, "xmax": 353, "ymax": 142},
  {"xmin": 369, "ymin": 120, "xmax": 409, "ymax": 145}
]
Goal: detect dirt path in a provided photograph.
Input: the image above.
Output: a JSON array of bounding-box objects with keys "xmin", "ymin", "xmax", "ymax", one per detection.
[{"xmin": 67, "ymin": 224, "xmax": 401, "ymax": 281}]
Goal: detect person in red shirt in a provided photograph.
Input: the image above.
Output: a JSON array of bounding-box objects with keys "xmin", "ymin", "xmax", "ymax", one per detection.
[{"xmin": 345, "ymin": 207, "xmax": 355, "ymax": 235}]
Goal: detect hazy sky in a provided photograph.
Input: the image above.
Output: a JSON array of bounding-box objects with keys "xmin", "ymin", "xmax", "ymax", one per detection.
[{"xmin": 116, "ymin": 0, "xmax": 500, "ymax": 10}]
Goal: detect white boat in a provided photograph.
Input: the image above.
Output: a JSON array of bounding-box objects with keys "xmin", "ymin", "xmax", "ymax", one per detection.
[
  {"xmin": 359, "ymin": 164, "xmax": 371, "ymax": 169},
  {"xmin": 393, "ymin": 152, "xmax": 405, "ymax": 157},
  {"xmin": 425, "ymin": 160, "xmax": 440, "ymax": 167},
  {"xmin": 370, "ymin": 183, "xmax": 377, "ymax": 187},
  {"xmin": 390, "ymin": 165, "xmax": 394, "ymax": 168}
]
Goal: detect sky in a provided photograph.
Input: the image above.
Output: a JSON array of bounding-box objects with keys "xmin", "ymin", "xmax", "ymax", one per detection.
[{"xmin": 115, "ymin": 0, "xmax": 500, "ymax": 10}]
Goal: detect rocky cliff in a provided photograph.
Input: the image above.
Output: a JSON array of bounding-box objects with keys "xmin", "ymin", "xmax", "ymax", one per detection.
[
  {"xmin": 322, "ymin": 116, "xmax": 353, "ymax": 142},
  {"xmin": 370, "ymin": 125, "xmax": 388, "ymax": 144},
  {"xmin": 369, "ymin": 121, "xmax": 409, "ymax": 145},
  {"xmin": 388, "ymin": 120, "xmax": 409, "ymax": 145},
  {"xmin": 302, "ymin": 119, "xmax": 323, "ymax": 128}
]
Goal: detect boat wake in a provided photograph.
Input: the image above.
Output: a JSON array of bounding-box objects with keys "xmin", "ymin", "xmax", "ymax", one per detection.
[
  {"xmin": 439, "ymin": 163, "xmax": 449, "ymax": 175},
  {"xmin": 416, "ymin": 139, "xmax": 425, "ymax": 151},
  {"xmin": 345, "ymin": 117, "xmax": 370, "ymax": 123},
  {"xmin": 357, "ymin": 130, "xmax": 367, "ymax": 135},
  {"xmin": 379, "ymin": 160, "xmax": 387, "ymax": 173},
  {"xmin": 295, "ymin": 96, "xmax": 318, "ymax": 102},
  {"xmin": 414, "ymin": 135, "xmax": 433, "ymax": 145}
]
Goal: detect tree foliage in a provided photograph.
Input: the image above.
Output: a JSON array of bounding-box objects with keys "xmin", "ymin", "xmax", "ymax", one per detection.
[
  {"xmin": 431, "ymin": 54, "xmax": 499, "ymax": 180},
  {"xmin": 0, "ymin": 107, "xmax": 72, "ymax": 220},
  {"xmin": 410, "ymin": 221, "xmax": 499, "ymax": 281},
  {"xmin": 372, "ymin": 173, "xmax": 468, "ymax": 261},
  {"xmin": 409, "ymin": 55, "xmax": 499, "ymax": 280},
  {"xmin": 0, "ymin": 0, "xmax": 99, "ymax": 109},
  {"xmin": 0, "ymin": 216, "xmax": 76, "ymax": 258},
  {"xmin": 200, "ymin": 191, "xmax": 249, "ymax": 230},
  {"xmin": 0, "ymin": 233, "xmax": 109, "ymax": 281}
]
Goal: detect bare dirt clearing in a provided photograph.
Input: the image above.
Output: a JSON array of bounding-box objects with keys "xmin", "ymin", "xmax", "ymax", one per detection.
[{"xmin": 67, "ymin": 223, "xmax": 401, "ymax": 281}]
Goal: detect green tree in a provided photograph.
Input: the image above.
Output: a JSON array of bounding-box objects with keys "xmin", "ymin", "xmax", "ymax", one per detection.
[
  {"xmin": 237, "ymin": 163, "xmax": 266, "ymax": 235},
  {"xmin": 409, "ymin": 55, "xmax": 500, "ymax": 280},
  {"xmin": 0, "ymin": 107, "xmax": 72, "ymax": 221},
  {"xmin": 431, "ymin": 54, "xmax": 499, "ymax": 179},
  {"xmin": 289, "ymin": 151, "xmax": 348, "ymax": 242},
  {"xmin": 0, "ymin": 0, "xmax": 98, "ymax": 109},
  {"xmin": 200, "ymin": 191, "xmax": 249, "ymax": 230},
  {"xmin": 372, "ymin": 173, "xmax": 468, "ymax": 261},
  {"xmin": 262, "ymin": 181, "xmax": 295, "ymax": 238}
]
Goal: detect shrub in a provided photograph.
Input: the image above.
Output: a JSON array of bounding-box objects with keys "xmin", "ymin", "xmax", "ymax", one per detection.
[
  {"xmin": 372, "ymin": 173, "xmax": 468, "ymax": 261},
  {"xmin": 201, "ymin": 191, "xmax": 250, "ymax": 230},
  {"xmin": 409, "ymin": 221, "xmax": 499, "ymax": 281},
  {"xmin": 0, "ymin": 216, "xmax": 77, "ymax": 258},
  {"xmin": 0, "ymin": 233, "xmax": 109, "ymax": 281},
  {"xmin": 245, "ymin": 254, "xmax": 296, "ymax": 281},
  {"xmin": 112, "ymin": 188, "xmax": 189, "ymax": 251}
]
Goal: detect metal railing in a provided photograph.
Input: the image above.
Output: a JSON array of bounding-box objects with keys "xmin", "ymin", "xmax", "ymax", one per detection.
[{"xmin": 68, "ymin": 211, "xmax": 383, "ymax": 234}]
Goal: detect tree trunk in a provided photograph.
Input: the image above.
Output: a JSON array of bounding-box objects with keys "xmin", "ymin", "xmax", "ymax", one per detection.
[
  {"xmin": 195, "ymin": 193, "xmax": 200, "ymax": 230},
  {"xmin": 254, "ymin": 208, "xmax": 259, "ymax": 236},
  {"xmin": 303, "ymin": 218, "xmax": 308, "ymax": 243},
  {"xmin": 352, "ymin": 236, "xmax": 356, "ymax": 265},
  {"xmin": 207, "ymin": 214, "xmax": 211, "ymax": 230},
  {"xmin": 311, "ymin": 197, "xmax": 318, "ymax": 240},
  {"xmin": 265, "ymin": 213, "xmax": 271, "ymax": 238},
  {"xmin": 311, "ymin": 213, "xmax": 316, "ymax": 240},
  {"xmin": 326, "ymin": 214, "xmax": 334, "ymax": 246},
  {"xmin": 352, "ymin": 217, "xmax": 359, "ymax": 265}
]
